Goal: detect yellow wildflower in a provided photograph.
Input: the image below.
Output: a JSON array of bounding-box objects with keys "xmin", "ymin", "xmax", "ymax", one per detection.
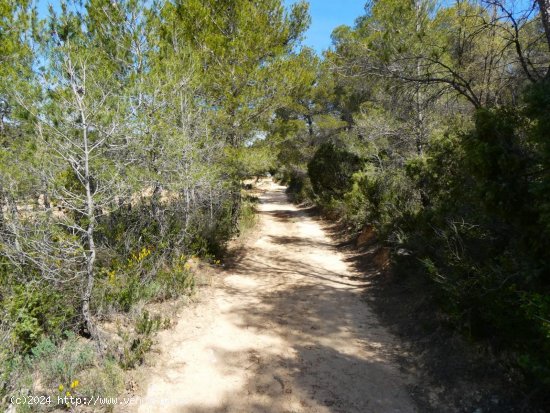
[{"xmin": 108, "ymin": 270, "xmax": 116, "ymax": 283}]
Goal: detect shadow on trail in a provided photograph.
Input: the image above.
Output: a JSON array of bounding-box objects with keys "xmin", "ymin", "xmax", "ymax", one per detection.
[
  {"xmin": 230, "ymin": 255, "xmax": 367, "ymax": 289},
  {"xmin": 259, "ymin": 207, "xmax": 317, "ymax": 222},
  {"xmin": 176, "ymin": 188, "xmax": 413, "ymax": 413},
  {"xmin": 180, "ymin": 345, "xmax": 400, "ymax": 413},
  {"xmin": 268, "ymin": 235, "xmax": 334, "ymax": 249},
  {"xmin": 178, "ymin": 278, "xmax": 409, "ymax": 412}
]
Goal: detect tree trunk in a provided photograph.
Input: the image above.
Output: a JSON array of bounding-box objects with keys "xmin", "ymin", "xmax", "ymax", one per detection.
[
  {"xmin": 151, "ymin": 182, "xmax": 161, "ymax": 219},
  {"xmin": 537, "ymin": 0, "xmax": 550, "ymax": 77},
  {"xmin": 79, "ymin": 104, "xmax": 102, "ymax": 351},
  {"xmin": 5, "ymin": 191, "xmax": 21, "ymax": 252},
  {"xmin": 0, "ymin": 183, "xmax": 5, "ymax": 232},
  {"xmin": 230, "ymin": 185, "xmax": 241, "ymax": 232},
  {"xmin": 184, "ymin": 186, "xmax": 190, "ymax": 231},
  {"xmin": 306, "ymin": 114, "xmax": 313, "ymax": 139},
  {"xmin": 538, "ymin": 0, "xmax": 550, "ymax": 51},
  {"xmin": 82, "ymin": 174, "xmax": 101, "ymax": 348},
  {"xmin": 209, "ymin": 188, "xmax": 214, "ymax": 222}
]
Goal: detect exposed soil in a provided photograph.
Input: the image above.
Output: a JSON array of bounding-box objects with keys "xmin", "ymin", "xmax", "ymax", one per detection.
[{"xmin": 117, "ymin": 180, "xmax": 417, "ymax": 413}]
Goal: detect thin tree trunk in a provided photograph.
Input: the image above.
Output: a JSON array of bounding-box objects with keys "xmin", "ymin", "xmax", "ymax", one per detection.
[
  {"xmin": 184, "ymin": 186, "xmax": 190, "ymax": 231},
  {"xmin": 209, "ymin": 187, "xmax": 214, "ymax": 222},
  {"xmin": 5, "ymin": 191, "xmax": 21, "ymax": 252},
  {"xmin": 537, "ymin": 0, "xmax": 550, "ymax": 51},
  {"xmin": 0, "ymin": 183, "xmax": 5, "ymax": 233},
  {"xmin": 78, "ymin": 99, "xmax": 101, "ymax": 350},
  {"xmin": 152, "ymin": 182, "xmax": 161, "ymax": 219},
  {"xmin": 306, "ymin": 114, "xmax": 313, "ymax": 139},
  {"xmin": 38, "ymin": 177, "xmax": 51, "ymax": 210},
  {"xmin": 537, "ymin": 0, "xmax": 550, "ymax": 77},
  {"xmin": 230, "ymin": 186, "xmax": 241, "ymax": 231}
]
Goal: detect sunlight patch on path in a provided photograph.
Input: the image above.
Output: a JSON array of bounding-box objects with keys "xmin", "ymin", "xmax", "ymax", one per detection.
[{"xmin": 122, "ymin": 180, "xmax": 416, "ymax": 413}]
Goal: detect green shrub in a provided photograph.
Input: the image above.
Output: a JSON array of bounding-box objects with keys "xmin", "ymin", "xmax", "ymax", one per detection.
[
  {"xmin": 34, "ymin": 333, "xmax": 95, "ymax": 390},
  {"xmin": 307, "ymin": 142, "xmax": 362, "ymax": 203},
  {"xmin": 0, "ymin": 351, "xmax": 23, "ymax": 399},
  {"xmin": 79, "ymin": 358, "xmax": 124, "ymax": 412},
  {"xmin": 341, "ymin": 171, "xmax": 368, "ymax": 230},
  {"xmin": 402, "ymin": 99, "xmax": 550, "ymax": 392},
  {"xmin": 135, "ymin": 310, "xmax": 165, "ymax": 335},
  {"xmin": 3, "ymin": 286, "xmax": 76, "ymax": 352},
  {"xmin": 154, "ymin": 266, "xmax": 195, "ymax": 301},
  {"xmin": 283, "ymin": 167, "xmax": 314, "ymax": 203},
  {"xmin": 119, "ymin": 310, "xmax": 168, "ymax": 369},
  {"xmin": 298, "ymin": 83, "xmax": 550, "ymax": 396},
  {"xmin": 239, "ymin": 197, "xmax": 258, "ymax": 233},
  {"xmin": 120, "ymin": 336, "xmax": 153, "ymax": 370}
]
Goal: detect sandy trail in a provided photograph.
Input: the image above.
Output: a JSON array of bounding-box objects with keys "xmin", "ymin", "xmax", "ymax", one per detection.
[{"xmin": 131, "ymin": 181, "xmax": 416, "ymax": 413}]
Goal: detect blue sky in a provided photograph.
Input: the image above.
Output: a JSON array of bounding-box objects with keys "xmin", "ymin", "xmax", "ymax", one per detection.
[{"xmin": 285, "ymin": 0, "xmax": 367, "ymax": 53}]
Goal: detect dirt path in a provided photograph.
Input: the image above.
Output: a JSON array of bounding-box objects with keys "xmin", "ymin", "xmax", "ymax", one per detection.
[{"xmin": 129, "ymin": 181, "xmax": 416, "ymax": 413}]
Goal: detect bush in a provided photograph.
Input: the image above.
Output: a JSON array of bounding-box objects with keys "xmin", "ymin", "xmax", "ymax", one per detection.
[
  {"xmin": 94, "ymin": 244, "xmax": 195, "ymax": 313},
  {"xmin": 34, "ymin": 333, "xmax": 95, "ymax": 390},
  {"xmin": 79, "ymin": 359, "xmax": 124, "ymax": 411},
  {"xmin": 282, "ymin": 167, "xmax": 314, "ymax": 203},
  {"xmin": 403, "ymin": 100, "xmax": 550, "ymax": 393},
  {"xmin": 239, "ymin": 196, "xmax": 259, "ymax": 233},
  {"xmin": 2, "ymin": 335, "xmax": 125, "ymax": 412},
  {"xmin": 308, "ymin": 142, "xmax": 362, "ymax": 203},
  {"xmin": 3, "ymin": 286, "xmax": 76, "ymax": 352},
  {"xmin": 154, "ymin": 265, "xmax": 195, "ymax": 301},
  {"xmin": 119, "ymin": 310, "xmax": 169, "ymax": 369}
]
